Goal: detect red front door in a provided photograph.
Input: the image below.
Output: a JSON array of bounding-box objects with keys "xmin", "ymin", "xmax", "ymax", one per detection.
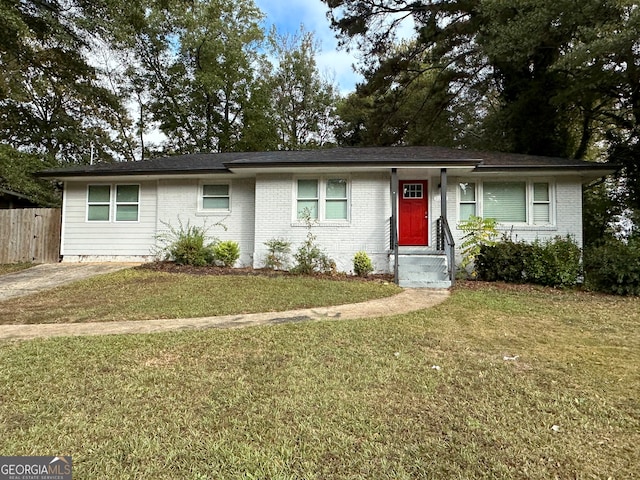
[{"xmin": 399, "ymin": 180, "xmax": 428, "ymax": 246}]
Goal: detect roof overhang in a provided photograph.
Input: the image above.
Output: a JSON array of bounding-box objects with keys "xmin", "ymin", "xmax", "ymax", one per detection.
[
  {"xmin": 36, "ymin": 169, "xmax": 232, "ymax": 180},
  {"xmin": 473, "ymin": 164, "xmax": 618, "ymax": 183},
  {"xmin": 227, "ymin": 160, "xmax": 482, "ymax": 175},
  {"xmin": 34, "ymin": 147, "xmax": 619, "ymax": 183}
]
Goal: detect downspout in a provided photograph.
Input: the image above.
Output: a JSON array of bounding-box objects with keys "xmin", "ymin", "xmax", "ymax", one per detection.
[{"xmin": 391, "ymin": 168, "xmax": 399, "ymax": 284}]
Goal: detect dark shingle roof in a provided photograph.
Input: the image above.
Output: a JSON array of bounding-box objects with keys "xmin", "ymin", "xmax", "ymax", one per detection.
[{"xmin": 37, "ymin": 146, "xmax": 616, "ymax": 178}]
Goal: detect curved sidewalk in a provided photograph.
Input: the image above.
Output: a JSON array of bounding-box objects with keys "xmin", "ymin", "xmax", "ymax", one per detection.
[{"xmin": 0, "ymin": 288, "xmax": 450, "ymax": 341}]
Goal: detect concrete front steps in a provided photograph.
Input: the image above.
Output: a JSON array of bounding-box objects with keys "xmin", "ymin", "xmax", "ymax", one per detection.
[{"xmin": 397, "ymin": 252, "xmax": 452, "ymax": 289}]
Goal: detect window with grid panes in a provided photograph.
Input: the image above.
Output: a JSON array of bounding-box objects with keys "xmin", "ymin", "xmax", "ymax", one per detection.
[
  {"xmin": 297, "ymin": 179, "xmax": 319, "ymax": 219},
  {"xmin": 325, "ymin": 179, "xmax": 348, "ymax": 220},
  {"xmin": 296, "ymin": 178, "xmax": 349, "ymax": 221},
  {"xmin": 87, "ymin": 184, "xmax": 139, "ymax": 222}
]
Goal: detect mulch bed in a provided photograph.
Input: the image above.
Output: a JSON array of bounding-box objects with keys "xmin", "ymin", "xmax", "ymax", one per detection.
[{"xmin": 137, "ymin": 261, "xmax": 395, "ymax": 283}]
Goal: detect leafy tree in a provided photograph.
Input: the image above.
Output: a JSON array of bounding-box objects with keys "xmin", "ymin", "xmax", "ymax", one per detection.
[
  {"xmin": 324, "ymin": 0, "xmax": 610, "ymax": 156},
  {"xmin": 335, "ymin": 40, "xmax": 477, "ymax": 147},
  {"xmin": 583, "ymin": 180, "xmax": 630, "ymax": 245},
  {"xmin": 0, "ymin": 145, "xmax": 60, "ymax": 206},
  {"xmin": 0, "ymin": 0, "xmax": 134, "ymax": 165},
  {"xmin": 268, "ymin": 28, "xmax": 340, "ymax": 149},
  {"xmin": 110, "ymin": 0, "xmax": 272, "ymax": 154},
  {"xmin": 323, "ymin": 0, "xmax": 640, "ymax": 232}
]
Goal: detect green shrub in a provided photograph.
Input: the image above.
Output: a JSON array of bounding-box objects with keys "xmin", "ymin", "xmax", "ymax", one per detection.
[
  {"xmin": 476, "ymin": 237, "xmax": 530, "ymax": 283},
  {"xmin": 155, "ymin": 220, "xmax": 216, "ymax": 266},
  {"xmin": 525, "ymin": 236, "xmax": 581, "ymax": 287},
  {"xmin": 292, "ymin": 240, "xmax": 335, "ymax": 275},
  {"xmin": 263, "ymin": 238, "xmax": 291, "ymax": 270},
  {"xmin": 212, "ymin": 240, "xmax": 240, "ymax": 267},
  {"xmin": 292, "ymin": 208, "xmax": 336, "ymax": 275},
  {"xmin": 584, "ymin": 238, "xmax": 640, "ymax": 295},
  {"xmin": 477, "ymin": 235, "xmax": 581, "ymax": 287},
  {"xmin": 353, "ymin": 251, "xmax": 374, "ymax": 277}
]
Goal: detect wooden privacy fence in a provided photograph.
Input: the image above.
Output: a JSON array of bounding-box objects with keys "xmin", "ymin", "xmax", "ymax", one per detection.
[{"xmin": 0, "ymin": 208, "xmax": 61, "ymax": 263}]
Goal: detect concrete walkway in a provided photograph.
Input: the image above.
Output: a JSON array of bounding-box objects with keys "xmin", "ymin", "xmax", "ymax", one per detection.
[
  {"xmin": 0, "ymin": 263, "xmax": 136, "ymax": 301},
  {"xmin": 0, "ymin": 264, "xmax": 450, "ymax": 341}
]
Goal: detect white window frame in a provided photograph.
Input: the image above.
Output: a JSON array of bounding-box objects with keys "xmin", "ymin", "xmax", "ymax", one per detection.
[
  {"xmin": 87, "ymin": 184, "xmax": 111, "ymax": 222},
  {"xmin": 458, "ymin": 182, "xmax": 477, "ymax": 221},
  {"xmin": 532, "ymin": 182, "xmax": 552, "ymax": 225},
  {"xmin": 86, "ymin": 184, "xmax": 140, "ymax": 223},
  {"xmin": 199, "ymin": 182, "xmax": 231, "ymax": 214},
  {"xmin": 115, "ymin": 184, "xmax": 140, "ymax": 222},
  {"xmin": 457, "ymin": 179, "xmax": 554, "ymax": 226},
  {"xmin": 294, "ymin": 176, "xmax": 350, "ymax": 223}
]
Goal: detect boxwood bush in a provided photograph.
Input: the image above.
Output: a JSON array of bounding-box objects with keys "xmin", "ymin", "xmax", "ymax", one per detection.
[
  {"xmin": 212, "ymin": 240, "xmax": 240, "ymax": 268},
  {"xmin": 353, "ymin": 251, "xmax": 374, "ymax": 277}
]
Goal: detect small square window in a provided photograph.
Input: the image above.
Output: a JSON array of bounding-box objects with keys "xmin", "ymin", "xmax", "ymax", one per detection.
[{"xmin": 203, "ymin": 184, "xmax": 230, "ymax": 210}]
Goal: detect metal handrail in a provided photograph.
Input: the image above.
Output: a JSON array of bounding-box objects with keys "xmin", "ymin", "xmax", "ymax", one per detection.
[{"xmin": 438, "ymin": 216, "xmax": 456, "ymax": 286}]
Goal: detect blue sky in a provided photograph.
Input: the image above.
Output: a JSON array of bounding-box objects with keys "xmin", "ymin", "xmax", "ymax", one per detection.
[{"xmin": 254, "ymin": 0, "xmax": 363, "ymax": 94}]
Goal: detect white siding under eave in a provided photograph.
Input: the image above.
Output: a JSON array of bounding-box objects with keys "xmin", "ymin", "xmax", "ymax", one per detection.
[
  {"xmin": 156, "ymin": 178, "xmax": 256, "ymax": 267},
  {"xmin": 62, "ymin": 181, "xmax": 157, "ymax": 260},
  {"xmin": 253, "ymin": 172, "xmax": 392, "ymax": 273}
]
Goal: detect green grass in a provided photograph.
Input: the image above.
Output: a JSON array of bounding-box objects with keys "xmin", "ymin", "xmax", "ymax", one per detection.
[
  {"xmin": 0, "ymin": 263, "xmax": 33, "ymax": 276},
  {"xmin": 0, "ymin": 269, "xmax": 401, "ymax": 324},
  {"xmin": 0, "ymin": 283, "xmax": 638, "ymax": 479}
]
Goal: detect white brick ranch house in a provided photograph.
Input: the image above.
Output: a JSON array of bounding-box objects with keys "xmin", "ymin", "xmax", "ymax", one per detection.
[{"xmin": 38, "ymin": 146, "xmax": 614, "ymax": 287}]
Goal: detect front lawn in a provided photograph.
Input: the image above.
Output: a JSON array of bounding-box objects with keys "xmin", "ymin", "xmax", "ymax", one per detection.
[
  {"xmin": 0, "ymin": 268, "xmax": 401, "ymax": 324},
  {"xmin": 0, "ymin": 283, "xmax": 638, "ymax": 479}
]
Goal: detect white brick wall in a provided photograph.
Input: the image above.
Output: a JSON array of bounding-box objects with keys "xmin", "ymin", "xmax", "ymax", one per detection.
[
  {"xmin": 253, "ymin": 172, "xmax": 392, "ymax": 273},
  {"xmin": 60, "ymin": 171, "xmax": 587, "ymax": 272},
  {"xmin": 156, "ymin": 177, "xmax": 256, "ymax": 266},
  {"xmin": 447, "ymin": 176, "xmax": 584, "ymax": 263}
]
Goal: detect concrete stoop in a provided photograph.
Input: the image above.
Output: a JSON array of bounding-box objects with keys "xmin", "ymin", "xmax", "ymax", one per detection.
[{"xmin": 397, "ymin": 254, "xmax": 452, "ymax": 289}]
